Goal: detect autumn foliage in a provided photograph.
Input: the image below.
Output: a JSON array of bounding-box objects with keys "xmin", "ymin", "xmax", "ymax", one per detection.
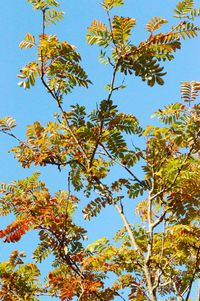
[{"xmin": 0, "ymin": 0, "xmax": 200, "ymax": 300}]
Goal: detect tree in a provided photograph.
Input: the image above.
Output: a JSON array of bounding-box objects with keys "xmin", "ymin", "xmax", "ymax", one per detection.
[{"xmin": 0, "ymin": 0, "xmax": 199, "ymax": 300}]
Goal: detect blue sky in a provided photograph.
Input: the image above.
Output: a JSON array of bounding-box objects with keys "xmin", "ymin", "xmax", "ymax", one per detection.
[{"xmin": 0, "ymin": 0, "xmax": 200, "ymax": 299}]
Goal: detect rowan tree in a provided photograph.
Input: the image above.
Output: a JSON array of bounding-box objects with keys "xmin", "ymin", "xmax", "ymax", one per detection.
[{"xmin": 0, "ymin": 1, "xmax": 200, "ymax": 301}]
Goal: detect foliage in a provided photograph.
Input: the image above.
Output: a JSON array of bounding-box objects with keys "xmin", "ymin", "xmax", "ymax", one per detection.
[
  {"xmin": 0, "ymin": 0, "xmax": 200, "ymax": 301},
  {"xmin": 87, "ymin": 0, "xmax": 199, "ymax": 86},
  {"xmin": 0, "ymin": 250, "xmax": 40, "ymax": 301}
]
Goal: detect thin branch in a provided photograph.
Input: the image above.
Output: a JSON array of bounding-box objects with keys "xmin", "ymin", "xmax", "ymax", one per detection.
[
  {"xmin": 89, "ymin": 7, "xmax": 123, "ymax": 167},
  {"xmin": 145, "ymin": 195, "xmax": 153, "ymax": 264},
  {"xmin": 39, "ymin": 8, "xmax": 89, "ymax": 167},
  {"xmin": 114, "ymin": 291, "xmax": 127, "ymax": 301},
  {"xmin": 1, "ymin": 130, "xmax": 24, "ymax": 144},
  {"xmin": 93, "ymin": 176, "xmax": 142, "ymax": 256},
  {"xmin": 172, "ymin": 281, "xmax": 184, "ymax": 301},
  {"xmin": 40, "ymin": 72, "xmax": 88, "ymax": 164},
  {"xmin": 106, "ymin": 9, "xmax": 118, "ymax": 53},
  {"xmin": 99, "ymin": 144, "xmax": 144, "ymax": 186},
  {"xmin": 151, "ymin": 209, "xmax": 168, "ymax": 230},
  {"xmin": 42, "ymin": 76, "xmax": 89, "ymax": 164},
  {"xmin": 57, "ymin": 101, "xmax": 89, "ymax": 165},
  {"xmin": 42, "ymin": 9, "xmax": 46, "ymax": 36},
  {"xmin": 89, "ymin": 61, "xmax": 119, "ymax": 167},
  {"xmin": 184, "ymin": 248, "xmax": 200, "ymax": 301},
  {"xmin": 198, "ymin": 279, "xmax": 200, "ymax": 301},
  {"xmin": 129, "ymin": 22, "xmax": 191, "ymax": 59},
  {"xmin": 143, "ymin": 193, "xmax": 157, "ymax": 301},
  {"xmin": 114, "ymin": 202, "xmax": 142, "ymax": 254}
]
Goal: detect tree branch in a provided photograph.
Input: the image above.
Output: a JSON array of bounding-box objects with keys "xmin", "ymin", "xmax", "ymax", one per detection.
[
  {"xmin": 89, "ymin": 61, "xmax": 119, "ymax": 167},
  {"xmin": 184, "ymin": 247, "xmax": 200, "ymax": 301},
  {"xmin": 99, "ymin": 144, "xmax": 144, "ymax": 186}
]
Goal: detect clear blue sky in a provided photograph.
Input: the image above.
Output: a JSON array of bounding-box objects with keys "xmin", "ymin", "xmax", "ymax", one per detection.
[{"xmin": 0, "ymin": 0, "xmax": 199, "ymax": 299}]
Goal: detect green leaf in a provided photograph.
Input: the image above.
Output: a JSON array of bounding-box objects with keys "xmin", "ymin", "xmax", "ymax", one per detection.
[
  {"xmin": 19, "ymin": 33, "xmax": 36, "ymax": 49},
  {"xmin": 87, "ymin": 20, "xmax": 111, "ymax": 47},
  {"xmin": 18, "ymin": 61, "xmax": 39, "ymax": 89},
  {"xmin": 28, "ymin": 0, "xmax": 60, "ymax": 10},
  {"xmin": 180, "ymin": 81, "xmax": 200, "ymax": 102},
  {"xmin": 190, "ymin": 7, "xmax": 200, "ymax": 19},
  {"xmin": 146, "ymin": 16, "xmax": 168, "ymax": 33},
  {"xmin": 87, "ymin": 237, "xmax": 109, "ymax": 253},
  {"xmin": 156, "ymin": 76, "xmax": 164, "ymax": 85},
  {"xmin": 102, "ymin": 0, "xmax": 124, "ymax": 10},
  {"xmin": 174, "ymin": 0, "xmax": 194, "ymax": 18},
  {"xmin": 99, "ymin": 50, "xmax": 110, "ymax": 65},
  {"xmin": 45, "ymin": 9, "xmax": 65, "ymax": 26},
  {"xmin": 0, "ymin": 116, "xmax": 16, "ymax": 131},
  {"xmin": 105, "ymin": 130, "xmax": 127, "ymax": 157},
  {"xmin": 83, "ymin": 197, "xmax": 108, "ymax": 220},
  {"xmin": 174, "ymin": 22, "xmax": 199, "ymax": 40},
  {"xmin": 112, "ymin": 16, "xmax": 136, "ymax": 43}
]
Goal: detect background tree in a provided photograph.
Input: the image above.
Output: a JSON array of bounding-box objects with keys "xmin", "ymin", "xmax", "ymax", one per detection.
[{"xmin": 0, "ymin": 0, "xmax": 200, "ymax": 300}]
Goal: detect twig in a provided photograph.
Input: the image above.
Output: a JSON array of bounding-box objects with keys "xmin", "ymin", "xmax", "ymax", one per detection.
[
  {"xmin": 185, "ymin": 248, "xmax": 200, "ymax": 301},
  {"xmin": 1, "ymin": 130, "xmax": 23, "ymax": 144},
  {"xmin": 93, "ymin": 176, "xmax": 142, "ymax": 256},
  {"xmin": 89, "ymin": 61, "xmax": 119, "ymax": 167},
  {"xmin": 99, "ymin": 144, "xmax": 144, "ymax": 186},
  {"xmin": 39, "ymin": 11, "xmax": 89, "ymax": 166}
]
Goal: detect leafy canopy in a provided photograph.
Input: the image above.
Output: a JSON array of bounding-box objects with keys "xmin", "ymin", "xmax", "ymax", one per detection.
[{"xmin": 0, "ymin": 0, "xmax": 200, "ymax": 301}]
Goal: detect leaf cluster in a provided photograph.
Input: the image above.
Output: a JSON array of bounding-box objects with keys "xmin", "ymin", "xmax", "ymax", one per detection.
[
  {"xmin": 87, "ymin": 1, "xmax": 200, "ymax": 87},
  {"xmin": 0, "ymin": 250, "xmax": 40, "ymax": 301}
]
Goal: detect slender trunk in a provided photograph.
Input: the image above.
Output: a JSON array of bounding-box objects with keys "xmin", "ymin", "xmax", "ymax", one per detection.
[
  {"xmin": 143, "ymin": 192, "xmax": 157, "ymax": 301},
  {"xmin": 143, "ymin": 265, "xmax": 157, "ymax": 301}
]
